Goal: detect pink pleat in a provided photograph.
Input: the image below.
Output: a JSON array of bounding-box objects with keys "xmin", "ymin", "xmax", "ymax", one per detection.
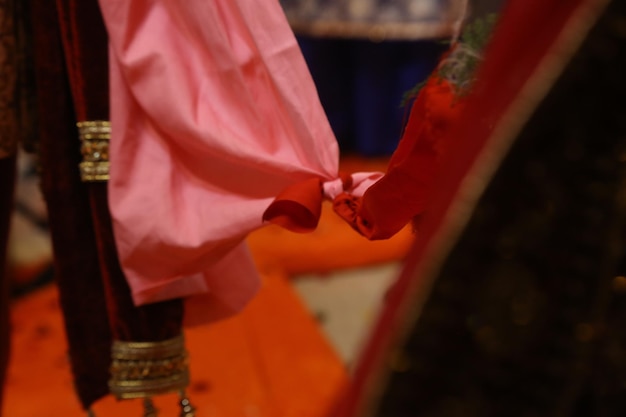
[{"xmin": 99, "ymin": 0, "xmax": 339, "ymax": 309}]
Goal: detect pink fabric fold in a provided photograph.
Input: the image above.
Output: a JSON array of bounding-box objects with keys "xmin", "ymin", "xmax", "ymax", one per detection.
[
  {"xmin": 100, "ymin": 0, "xmax": 343, "ymax": 309},
  {"xmin": 323, "ymin": 172, "xmax": 384, "ymax": 200}
]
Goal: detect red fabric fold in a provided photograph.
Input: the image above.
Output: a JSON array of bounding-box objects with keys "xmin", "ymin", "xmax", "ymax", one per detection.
[{"xmin": 262, "ymin": 177, "xmax": 324, "ymax": 233}]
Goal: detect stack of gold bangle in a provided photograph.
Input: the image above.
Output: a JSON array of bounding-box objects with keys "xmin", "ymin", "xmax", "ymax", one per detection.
[
  {"xmin": 108, "ymin": 335, "xmax": 190, "ymax": 400},
  {"xmin": 77, "ymin": 120, "xmax": 111, "ymax": 182}
]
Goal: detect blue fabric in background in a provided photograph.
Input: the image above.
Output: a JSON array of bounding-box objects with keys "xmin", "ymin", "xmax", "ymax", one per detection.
[{"xmin": 297, "ymin": 37, "xmax": 446, "ymax": 156}]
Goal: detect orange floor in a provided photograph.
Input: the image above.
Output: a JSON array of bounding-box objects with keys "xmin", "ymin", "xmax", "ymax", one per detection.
[{"xmin": 2, "ymin": 157, "xmax": 414, "ymax": 417}]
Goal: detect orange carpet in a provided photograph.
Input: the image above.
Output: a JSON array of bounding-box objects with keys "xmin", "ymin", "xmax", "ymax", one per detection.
[{"xmin": 2, "ymin": 157, "xmax": 414, "ymax": 417}]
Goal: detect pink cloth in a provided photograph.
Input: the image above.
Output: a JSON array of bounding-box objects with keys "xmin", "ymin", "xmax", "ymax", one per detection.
[{"xmin": 99, "ymin": 0, "xmax": 341, "ymax": 310}]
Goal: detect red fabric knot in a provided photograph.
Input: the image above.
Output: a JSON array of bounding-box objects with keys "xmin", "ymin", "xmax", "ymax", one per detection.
[
  {"xmin": 263, "ymin": 172, "xmax": 383, "ymax": 233},
  {"xmin": 265, "ymin": 75, "xmax": 463, "ymax": 240},
  {"xmin": 262, "ymin": 177, "xmax": 324, "ymax": 233}
]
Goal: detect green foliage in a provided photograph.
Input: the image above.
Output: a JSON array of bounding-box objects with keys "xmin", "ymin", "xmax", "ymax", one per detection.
[
  {"xmin": 400, "ymin": 13, "xmax": 499, "ymax": 106},
  {"xmin": 461, "ymin": 13, "xmax": 499, "ymax": 52}
]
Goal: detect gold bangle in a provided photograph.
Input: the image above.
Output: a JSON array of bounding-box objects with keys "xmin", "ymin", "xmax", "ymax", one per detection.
[
  {"xmin": 109, "ymin": 334, "xmax": 190, "ymax": 399},
  {"xmin": 77, "ymin": 120, "xmax": 110, "ymax": 182}
]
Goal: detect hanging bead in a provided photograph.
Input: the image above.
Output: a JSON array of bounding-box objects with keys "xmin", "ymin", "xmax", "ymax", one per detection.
[
  {"xmin": 143, "ymin": 397, "xmax": 159, "ymax": 417},
  {"xmin": 179, "ymin": 391, "xmax": 196, "ymax": 417}
]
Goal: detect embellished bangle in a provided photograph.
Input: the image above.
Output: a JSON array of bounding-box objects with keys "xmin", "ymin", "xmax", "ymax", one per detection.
[{"xmin": 77, "ymin": 120, "xmax": 110, "ymax": 182}]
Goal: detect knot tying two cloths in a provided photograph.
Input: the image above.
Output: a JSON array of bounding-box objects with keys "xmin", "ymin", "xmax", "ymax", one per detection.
[
  {"xmin": 262, "ymin": 172, "xmax": 383, "ymax": 233},
  {"xmin": 263, "ymin": 75, "xmax": 465, "ymax": 240}
]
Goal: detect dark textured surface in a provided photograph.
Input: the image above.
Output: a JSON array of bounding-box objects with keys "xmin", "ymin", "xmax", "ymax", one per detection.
[
  {"xmin": 0, "ymin": 0, "xmax": 18, "ymax": 157},
  {"xmin": 0, "ymin": 156, "xmax": 16, "ymax": 413},
  {"xmin": 30, "ymin": 0, "xmax": 112, "ymax": 407},
  {"xmin": 0, "ymin": 0, "xmax": 39, "ymax": 156},
  {"xmin": 54, "ymin": 0, "xmax": 185, "ymax": 345},
  {"xmin": 375, "ymin": 1, "xmax": 626, "ymax": 416},
  {"xmin": 29, "ymin": 0, "xmax": 186, "ymax": 408}
]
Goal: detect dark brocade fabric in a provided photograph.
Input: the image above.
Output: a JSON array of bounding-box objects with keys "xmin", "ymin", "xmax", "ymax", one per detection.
[
  {"xmin": 53, "ymin": 0, "xmax": 185, "ymax": 344},
  {"xmin": 54, "ymin": 0, "xmax": 108, "ymax": 121},
  {"xmin": 1, "ymin": 0, "xmax": 38, "ymax": 157},
  {"xmin": 0, "ymin": 0, "xmax": 18, "ymax": 158},
  {"xmin": 372, "ymin": 1, "xmax": 626, "ymax": 416},
  {"xmin": 29, "ymin": 0, "xmax": 185, "ymax": 409},
  {"xmin": 29, "ymin": 0, "xmax": 112, "ymax": 407},
  {"xmin": 13, "ymin": 0, "xmax": 38, "ymax": 153},
  {"xmin": 1, "ymin": 0, "xmax": 35, "ymax": 409},
  {"xmin": 0, "ymin": 156, "xmax": 16, "ymax": 414}
]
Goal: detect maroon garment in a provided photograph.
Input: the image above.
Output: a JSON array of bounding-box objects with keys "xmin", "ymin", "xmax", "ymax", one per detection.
[
  {"xmin": 54, "ymin": 0, "xmax": 184, "ymax": 344},
  {"xmin": 28, "ymin": 0, "xmax": 185, "ymax": 409},
  {"xmin": 336, "ymin": 0, "xmax": 619, "ymax": 415},
  {"xmin": 30, "ymin": 0, "xmax": 112, "ymax": 406}
]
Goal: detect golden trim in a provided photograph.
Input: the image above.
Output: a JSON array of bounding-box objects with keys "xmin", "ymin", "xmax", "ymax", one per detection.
[
  {"xmin": 111, "ymin": 334, "xmax": 186, "ymax": 360},
  {"xmin": 77, "ymin": 120, "xmax": 110, "ymax": 182},
  {"xmin": 109, "ymin": 335, "xmax": 190, "ymax": 399},
  {"xmin": 79, "ymin": 161, "xmax": 110, "ymax": 182}
]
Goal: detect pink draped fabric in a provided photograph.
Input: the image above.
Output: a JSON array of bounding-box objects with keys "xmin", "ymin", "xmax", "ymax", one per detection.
[{"xmin": 99, "ymin": 0, "xmax": 347, "ymax": 309}]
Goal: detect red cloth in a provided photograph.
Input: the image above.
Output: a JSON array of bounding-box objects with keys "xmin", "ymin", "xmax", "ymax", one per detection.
[
  {"xmin": 334, "ymin": 75, "xmax": 466, "ymax": 239},
  {"xmin": 262, "ymin": 53, "xmax": 466, "ymax": 241},
  {"xmin": 335, "ymin": 0, "xmax": 607, "ymax": 415}
]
